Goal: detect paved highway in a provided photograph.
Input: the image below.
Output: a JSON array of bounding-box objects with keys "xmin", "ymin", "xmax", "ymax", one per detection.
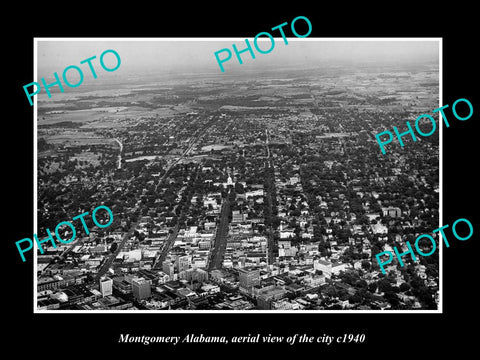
[
  {"xmin": 153, "ymin": 225, "xmax": 179, "ymax": 269},
  {"xmin": 208, "ymin": 199, "xmax": 230, "ymax": 271},
  {"xmin": 94, "ymin": 217, "xmax": 140, "ymax": 281}
]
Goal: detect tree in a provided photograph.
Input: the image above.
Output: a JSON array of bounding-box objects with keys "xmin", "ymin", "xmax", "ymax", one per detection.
[
  {"xmin": 355, "ymin": 279, "xmax": 368, "ymax": 290},
  {"xmin": 324, "ymin": 285, "xmax": 337, "ymax": 297},
  {"xmin": 110, "ymin": 242, "xmax": 118, "ymax": 253},
  {"xmin": 349, "ymin": 293, "xmax": 362, "ymax": 304},
  {"xmin": 384, "ymin": 291, "xmax": 400, "ymax": 307},
  {"xmin": 85, "ymin": 273, "xmax": 95, "ymax": 284},
  {"xmin": 377, "ymin": 278, "xmax": 392, "ymax": 293},
  {"xmin": 399, "ymin": 282, "xmax": 411, "ymax": 292}
]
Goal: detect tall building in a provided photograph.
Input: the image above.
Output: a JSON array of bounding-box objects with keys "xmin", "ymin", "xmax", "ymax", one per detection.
[
  {"xmin": 131, "ymin": 277, "xmax": 151, "ymax": 300},
  {"xmin": 232, "ymin": 210, "xmax": 245, "ymax": 224},
  {"xmin": 179, "ymin": 268, "xmax": 209, "ymax": 283},
  {"xmin": 256, "ymin": 286, "xmax": 288, "ymax": 310},
  {"xmin": 99, "ymin": 277, "xmax": 113, "ymax": 297},
  {"xmin": 238, "ymin": 268, "xmax": 260, "ymax": 293},
  {"xmin": 162, "ymin": 260, "xmax": 175, "ymax": 278},
  {"xmin": 176, "ymin": 255, "xmax": 191, "ymax": 273}
]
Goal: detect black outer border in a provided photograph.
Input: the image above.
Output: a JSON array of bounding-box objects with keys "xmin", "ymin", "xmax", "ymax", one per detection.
[{"xmin": 5, "ymin": 5, "xmax": 478, "ymax": 356}]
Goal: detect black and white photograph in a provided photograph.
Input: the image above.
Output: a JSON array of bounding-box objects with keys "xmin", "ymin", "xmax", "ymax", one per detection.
[
  {"xmin": 6, "ymin": 6, "xmax": 478, "ymax": 357},
  {"xmin": 33, "ymin": 39, "xmax": 441, "ymax": 312}
]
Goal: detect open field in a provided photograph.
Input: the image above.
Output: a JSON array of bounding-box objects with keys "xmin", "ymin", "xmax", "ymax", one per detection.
[{"xmin": 44, "ymin": 131, "xmax": 112, "ymax": 145}]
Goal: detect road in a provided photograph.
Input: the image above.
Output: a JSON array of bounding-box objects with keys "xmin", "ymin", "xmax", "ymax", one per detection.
[
  {"xmin": 94, "ymin": 217, "xmax": 140, "ymax": 281},
  {"xmin": 207, "ymin": 199, "xmax": 231, "ymax": 271},
  {"xmin": 155, "ymin": 115, "xmax": 218, "ymax": 192},
  {"xmin": 264, "ymin": 129, "xmax": 275, "ymax": 265},
  {"xmin": 153, "ymin": 225, "xmax": 180, "ymax": 269},
  {"xmin": 152, "ymin": 164, "xmax": 200, "ymax": 269},
  {"xmin": 113, "ymin": 138, "xmax": 123, "ymax": 169}
]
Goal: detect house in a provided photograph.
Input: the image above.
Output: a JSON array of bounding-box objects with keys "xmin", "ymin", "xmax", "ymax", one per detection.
[
  {"xmin": 332, "ymin": 262, "xmax": 349, "ymax": 275},
  {"xmin": 381, "ymin": 207, "xmax": 402, "ymax": 218},
  {"xmin": 313, "ymin": 259, "xmax": 332, "ymax": 277},
  {"xmin": 371, "ymin": 223, "xmax": 388, "ymax": 234}
]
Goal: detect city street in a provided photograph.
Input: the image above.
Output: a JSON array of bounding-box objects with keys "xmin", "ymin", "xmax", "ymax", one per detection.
[{"xmin": 208, "ymin": 200, "xmax": 230, "ymax": 271}]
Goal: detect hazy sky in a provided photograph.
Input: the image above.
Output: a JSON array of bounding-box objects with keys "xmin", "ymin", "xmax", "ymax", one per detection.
[{"xmin": 36, "ymin": 39, "xmax": 439, "ymax": 79}]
